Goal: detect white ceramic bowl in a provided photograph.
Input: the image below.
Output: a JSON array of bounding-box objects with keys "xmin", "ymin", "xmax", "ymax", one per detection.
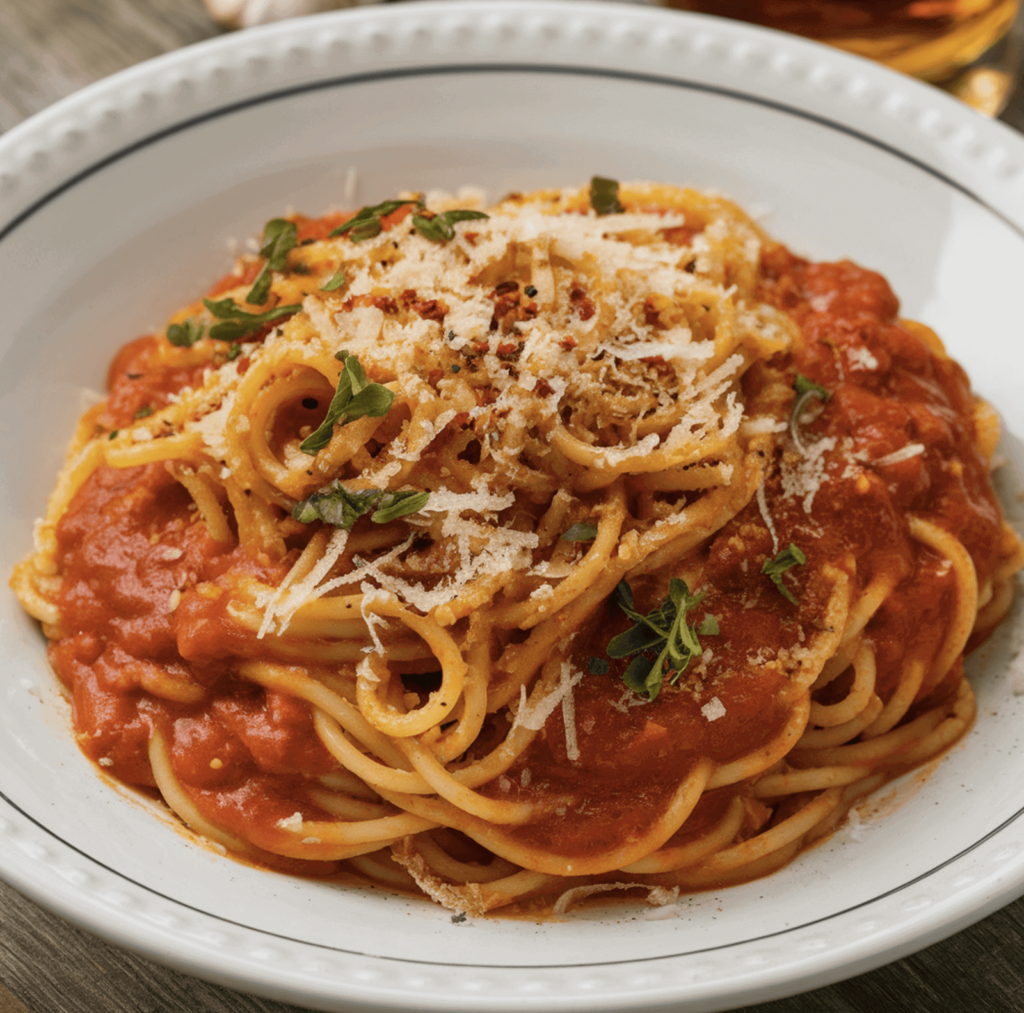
[{"xmin": 2, "ymin": 3, "xmax": 1024, "ymax": 1011}]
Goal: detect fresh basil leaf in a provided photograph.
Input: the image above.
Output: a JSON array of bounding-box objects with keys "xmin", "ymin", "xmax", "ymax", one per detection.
[
  {"xmin": 607, "ymin": 622, "xmax": 664, "ymax": 659},
  {"xmin": 344, "ymin": 384, "xmax": 398, "ymax": 421},
  {"xmin": 202, "ymin": 297, "xmax": 301, "ymax": 341},
  {"xmin": 330, "ymin": 198, "xmax": 424, "ymax": 242},
  {"xmin": 293, "ymin": 483, "xmax": 381, "ymax": 528},
  {"xmin": 622, "ymin": 655, "xmax": 655, "ymax": 697},
  {"xmin": 590, "ymin": 176, "xmax": 624, "ymax": 216},
  {"xmin": 246, "ymin": 218, "xmax": 298, "ymax": 305},
  {"xmin": 298, "ymin": 352, "xmax": 395, "ymax": 455},
  {"xmin": 412, "ymin": 209, "xmax": 490, "ymax": 243},
  {"xmin": 320, "ymin": 267, "xmax": 348, "ymax": 292},
  {"xmin": 371, "ymin": 490, "xmax": 431, "ymax": 524},
  {"xmin": 292, "ymin": 483, "xmax": 428, "ymax": 529},
  {"xmin": 762, "ymin": 543, "xmax": 807, "ymax": 605},
  {"xmin": 607, "ymin": 577, "xmax": 707, "ymax": 701},
  {"xmin": 166, "ymin": 319, "xmax": 205, "ymax": 348},
  {"xmin": 560, "ymin": 522, "xmax": 598, "ymax": 542}
]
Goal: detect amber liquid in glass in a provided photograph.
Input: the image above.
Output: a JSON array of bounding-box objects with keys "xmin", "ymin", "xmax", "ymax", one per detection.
[{"xmin": 663, "ymin": 0, "xmax": 1019, "ymax": 83}]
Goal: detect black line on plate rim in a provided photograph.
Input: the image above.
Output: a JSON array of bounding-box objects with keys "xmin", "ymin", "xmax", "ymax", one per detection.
[
  {"xmin": 3, "ymin": 781, "xmax": 1024, "ymax": 970},
  {"xmin": 1, "ymin": 62, "xmax": 1022, "ymax": 245},
  {"xmin": 2, "ymin": 59, "xmax": 1024, "ymax": 971}
]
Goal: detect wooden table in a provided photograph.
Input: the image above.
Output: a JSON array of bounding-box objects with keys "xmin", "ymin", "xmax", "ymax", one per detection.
[{"xmin": 3, "ymin": 2, "xmax": 1024, "ymax": 1011}]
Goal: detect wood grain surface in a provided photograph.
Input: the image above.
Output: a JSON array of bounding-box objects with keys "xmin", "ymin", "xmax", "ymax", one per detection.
[{"xmin": 2, "ymin": 1, "xmax": 1024, "ymax": 1011}]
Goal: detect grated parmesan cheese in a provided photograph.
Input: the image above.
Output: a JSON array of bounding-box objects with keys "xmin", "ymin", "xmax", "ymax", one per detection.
[
  {"xmin": 871, "ymin": 443, "xmax": 925, "ymax": 467},
  {"xmin": 276, "ymin": 812, "xmax": 304, "ymax": 832},
  {"xmin": 701, "ymin": 697, "xmax": 727, "ymax": 722}
]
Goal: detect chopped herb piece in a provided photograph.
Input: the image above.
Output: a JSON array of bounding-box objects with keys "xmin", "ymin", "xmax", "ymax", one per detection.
[
  {"xmin": 762, "ymin": 543, "xmax": 807, "ymax": 605},
  {"xmin": 166, "ymin": 319, "xmax": 205, "ymax": 348},
  {"xmin": 246, "ymin": 218, "xmax": 298, "ymax": 305},
  {"xmin": 606, "ymin": 578, "xmax": 708, "ymax": 701},
  {"xmin": 412, "ymin": 209, "xmax": 490, "ymax": 243},
  {"xmin": 697, "ymin": 614, "xmax": 720, "ymax": 636},
  {"xmin": 371, "ymin": 489, "xmax": 432, "ymax": 524},
  {"xmin": 794, "ymin": 373, "xmax": 829, "ymax": 400},
  {"xmin": 133, "ymin": 406, "xmax": 154, "ymax": 420},
  {"xmin": 590, "ymin": 175, "xmax": 624, "ymax": 216},
  {"xmin": 202, "ymin": 297, "xmax": 302, "ymax": 342},
  {"xmin": 227, "ymin": 342, "xmax": 243, "ymax": 361},
  {"xmin": 108, "ymin": 430, "xmax": 119, "ymax": 440},
  {"xmin": 298, "ymin": 351, "xmax": 395, "ymax": 455},
  {"xmin": 451, "ymin": 913, "xmax": 467, "ymax": 924},
  {"xmin": 330, "ymin": 198, "xmax": 424, "ymax": 243},
  {"xmin": 561, "ymin": 522, "xmax": 598, "ymax": 542},
  {"xmin": 451, "ymin": 364, "xmax": 461, "ymax": 373},
  {"xmin": 525, "ymin": 285, "xmax": 538, "ymax": 298},
  {"xmin": 587, "ymin": 656, "xmax": 610, "ymax": 676},
  {"xmin": 320, "ymin": 267, "xmax": 348, "ymax": 292},
  {"xmin": 293, "ymin": 482, "xmax": 429, "ymax": 529},
  {"xmin": 790, "ymin": 373, "xmax": 829, "ymax": 456}
]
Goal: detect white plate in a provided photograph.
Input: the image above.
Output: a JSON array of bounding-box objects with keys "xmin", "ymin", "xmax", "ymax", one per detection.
[{"xmin": 3, "ymin": 3, "xmax": 1024, "ymax": 1010}]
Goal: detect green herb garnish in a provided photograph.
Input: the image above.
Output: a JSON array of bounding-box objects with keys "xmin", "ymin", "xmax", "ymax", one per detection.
[
  {"xmin": 320, "ymin": 267, "xmax": 348, "ymax": 292},
  {"xmin": 292, "ymin": 483, "xmax": 429, "ymax": 529},
  {"xmin": 166, "ymin": 319, "xmax": 205, "ymax": 348},
  {"xmin": 202, "ymin": 297, "xmax": 302, "ymax": 342},
  {"xmin": 411, "ymin": 209, "xmax": 490, "ymax": 243},
  {"xmin": 561, "ymin": 522, "xmax": 598, "ymax": 542},
  {"xmin": 762, "ymin": 543, "xmax": 807, "ymax": 605},
  {"xmin": 587, "ymin": 656, "xmax": 610, "ymax": 676},
  {"xmin": 246, "ymin": 218, "xmax": 298, "ymax": 305},
  {"xmin": 330, "ymin": 198, "xmax": 424, "ymax": 243},
  {"xmin": 134, "ymin": 405, "xmax": 154, "ymax": 420},
  {"xmin": 590, "ymin": 176, "xmax": 624, "ymax": 216},
  {"xmin": 790, "ymin": 373, "xmax": 829, "ymax": 456},
  {"xmin": 298, "ymin": 351, "xmax": 395, "ymax": 455},
  {"xmin": 606, "ymin": 578, "xmax": 712, "ymax": 701}
]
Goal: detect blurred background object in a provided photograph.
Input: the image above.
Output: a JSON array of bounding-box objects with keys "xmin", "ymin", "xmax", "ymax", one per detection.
[
  {"xmin": 658, "ymin": 0, "xmax": 1022, "ymax": 115},
  {"xmin": 205, "ymin": 0, "xmax": 384, "ymax": 31}
]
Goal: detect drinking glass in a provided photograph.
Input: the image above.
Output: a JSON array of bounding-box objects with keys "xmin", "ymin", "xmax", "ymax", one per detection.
[{"xmin": 659, "ymin": 0, "xmax": 1022, "ymax": 114}]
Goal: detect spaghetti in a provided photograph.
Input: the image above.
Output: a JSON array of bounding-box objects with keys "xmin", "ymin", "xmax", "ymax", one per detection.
[{"xmin": 11, "ymin": 180, "xmax": 1023, "ymax": 915}]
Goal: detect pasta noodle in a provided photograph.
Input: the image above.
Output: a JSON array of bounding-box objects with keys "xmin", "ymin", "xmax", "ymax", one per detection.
[{"xmin": 11, "ymin": 180, "xmax": 1023, "ymax": 916}]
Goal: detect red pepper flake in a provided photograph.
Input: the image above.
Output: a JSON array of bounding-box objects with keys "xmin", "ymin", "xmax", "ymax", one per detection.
[
  {"xmin": 370, "ymin": 295, "xmax": 399, "ymax": 314},
  {"xmin": 569, "ymin": 284, "xmax": 596, "ymax": 321},
  {"xmin": 236, "ymin": 356, "xmax": 251, "ymax": 375},
  {"xmin": 464, "ymin": 232, "xmax": 479, "ymax": 246},
  {"xmin": 413, "ymin": 299, "xmax": 447, "ymax": 322},
  {"xmin": 559, "ymin": 336, "xmax": 577, "ymax": 351}
]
